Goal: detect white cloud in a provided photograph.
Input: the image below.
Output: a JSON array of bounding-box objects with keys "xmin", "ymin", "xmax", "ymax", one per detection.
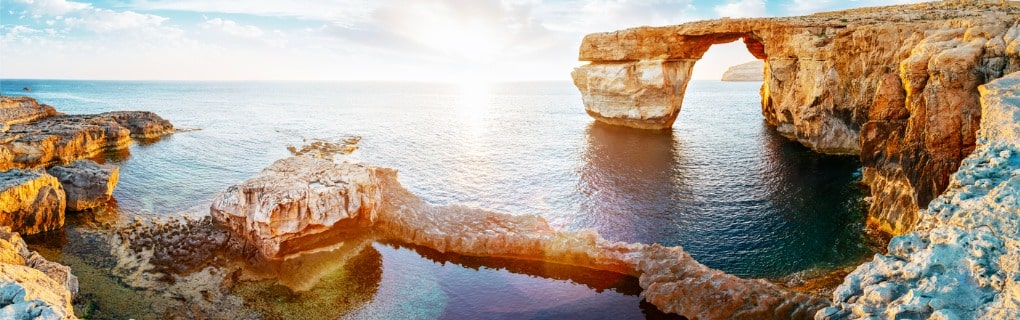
[
  {"xmin": 201, "ymin": 18, "xmax": 264, "ymax": 38},
  {"xmin": 11, "ymin": 0, "xmax": 90, "ymax": 16},
  {"xmin": 785, "ymin": 0, "xmax": 928, "ymax": 16},
  {"xmin": 714, "ymin": 0, "xmax": 767, "ymax": 18},
  {"xmin": 64, "ymin": 9, "xmax": 168, "ymax": 32},
  {"xmin": 127, "ymin": 0, "xmax": 377, "ymax": 25}
]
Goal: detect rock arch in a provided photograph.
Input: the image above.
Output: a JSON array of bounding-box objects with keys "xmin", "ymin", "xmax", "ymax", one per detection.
[{"xmin": 571, "ymin": 1, "xmax": 1020, "ymax": 236}]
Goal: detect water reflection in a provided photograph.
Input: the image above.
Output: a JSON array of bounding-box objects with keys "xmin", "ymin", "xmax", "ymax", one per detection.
[
  {"xmin": 577, "ymin": 116, "xmax": 870, "ymax": 278},
  {"xmin": 576, "ymin": 122, "xmax": 690, "ymax": 244}
]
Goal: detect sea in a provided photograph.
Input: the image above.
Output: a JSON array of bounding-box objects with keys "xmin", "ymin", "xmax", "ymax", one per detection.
[{"xmin": 0, "ymin": 79, "xmax": 872, "ymax": 319}]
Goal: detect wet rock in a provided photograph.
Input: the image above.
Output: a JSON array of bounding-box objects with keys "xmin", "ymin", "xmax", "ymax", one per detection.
[
  {"xmin": 0, "ymin": 169, "xmax": 65, "ymax": 235},
  {"xmin": 210, "ymin": 156, "xmax": 383, "ymax": 259},
  {"xmin": 48, "ymin": 160, "xmax": 119, "ymax": 211}
]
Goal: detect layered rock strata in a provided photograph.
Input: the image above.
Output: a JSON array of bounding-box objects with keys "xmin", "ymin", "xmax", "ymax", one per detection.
[
  {"xmin": 210, "ymin": 156, "xmax": 382, "ymax": 259},
  {"xmin": 0, "ymin": 227, "xmax": 76, "ymax": 319},
  {"xmin": 819, "ymin": 71, "xmax": 1020, "ymax": 319},
  {"xmin": 212, "ymin": 156, "xmax": 829, "ymax": 319},
  {"xmin": 48, "ymin": 160, "xmax": 119, "ymax": 211},
  {"xmin": 721, "ymin": 60, "xmax": 765, "ymax": 81},
  {"xmin": 0, "ymin": 96, "xmax": 174, "ymax": 169},
  {"xmin": 0, "ymin": 169, "xmax": 66, "ymax": 235},
  {"xmin": 571, "ymin": 1, "xmax": 1020, "ymax": 236}
]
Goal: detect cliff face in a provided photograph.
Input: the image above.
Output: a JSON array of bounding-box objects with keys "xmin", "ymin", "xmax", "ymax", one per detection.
[
  {"xmin": 822, "ymin": 70, "xmax": 1020, "ymax": 319},
  {"xmin": 721, "ymin": 60, "xmax": 765, "ymax": 81},
  {"xmin": 571, "ymin": 1, "xmax": 1020, "ymax": 236}
]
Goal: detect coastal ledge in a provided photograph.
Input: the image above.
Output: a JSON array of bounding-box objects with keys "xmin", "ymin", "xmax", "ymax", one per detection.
[{"xmin": 212, "ymin": 156, "xmax": 829, "ymax": 319}]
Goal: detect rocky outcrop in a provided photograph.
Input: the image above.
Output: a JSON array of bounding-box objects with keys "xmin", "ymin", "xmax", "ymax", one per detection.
[
  {"xmin": 0, "ymin": 96, "xmax": 174, "ymax": 169},
  {"xmin": 572, "ymin": 1, "xmax": 1020, "ymax": 236},
  {"xmin": 819, "ymin": 71, "xmax": 1020, "ymax": 319},
  {"xmin": 212, "ymin": 156, "xmax": 829, "ymax": 319},
  {"xmin": 210, "ymin": 156, "xmax": 382, "ymax": 259},
  {"xmin": 48, "ymin": 160, "xmax": 119, "ymax": 211},
  {"xmin": 0, "ymin": 97, "xmax": 57, "ymax": 129},
  {"xmin": 0, "ymin": 227, "xmax": 76, "ymax": 319},
  {"xmin": 0, "ymin": 169, "xmax": 65, "ymax": 235},
  {"xmin": 721, "ymin": 60, "xmax": 764, "ymax": 81}
]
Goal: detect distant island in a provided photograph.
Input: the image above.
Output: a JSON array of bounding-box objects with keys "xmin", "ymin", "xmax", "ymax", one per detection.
[{"xmin": 720, "ymin": 60, "xmax": 764, "ymax": 81}]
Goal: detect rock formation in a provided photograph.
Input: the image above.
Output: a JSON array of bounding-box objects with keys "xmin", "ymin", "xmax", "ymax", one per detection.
[
  {"xmin": 212, "ymin": 156, "xmax": 829, "ymax": 319},
  {"xmin": 0, "ymin": 169, "xmax": 65, "ymax": 235},
  {"xmin": 571, "ymin": 1, "xmax": 1020, "ymax": 236},
  {"xmin": 721, "ymin": 60, "xmax": 764, "ymax": 81},
  {"xmin": 819, "ymin": 70, "xmax": 1020, "ymax": 319},
  {"xmin": 0, "ymin": 96, "xmax": 174, "ymax": 169},
  {"xmin": 48, "ymin": 160, "xmax": 119, "ymax": 211},
  {"xmin": 210, "ymin": 156, "xmax": 382, "ymax": 259},
  {"xmin": 0, "ymin": 227, "xmax": 76, "ymax": 319}
]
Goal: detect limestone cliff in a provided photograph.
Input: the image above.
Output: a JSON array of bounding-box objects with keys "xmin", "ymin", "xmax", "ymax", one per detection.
[
  {"xmin": 820, "ymin": 70, "xmax": 1020, "ymax": 319},
  {"xmin": 571, "ymin": 1, "xmax": 1020, "ymax": 236},
  {"xmin": 721, "ymin": 60, "xmax": 765, "ymax": 81},
  {"xmin": 0, "ymin": 169, "xmax": 65, "ymax": 235}
]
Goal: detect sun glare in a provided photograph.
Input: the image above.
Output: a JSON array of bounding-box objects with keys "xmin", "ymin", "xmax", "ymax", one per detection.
[{"xmin": 457, "ymin": 80, "xmax": 492, "ymax": 135}]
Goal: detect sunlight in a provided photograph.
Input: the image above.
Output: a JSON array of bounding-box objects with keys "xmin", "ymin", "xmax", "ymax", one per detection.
[{"xmin": 457, "ymin": 80, "xmax": 492, "ymax": 136}]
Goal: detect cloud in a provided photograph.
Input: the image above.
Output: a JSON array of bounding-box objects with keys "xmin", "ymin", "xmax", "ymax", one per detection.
[
  {"xmin": 127, "ymin": 0, "xmax": 377, "ymax": 25},
  {"xmin": 784, "ymin": 0, "xmax": 928, "ymax": 16},
  {"xmin": 11, "ymin": 0, "xmax": 90, "ymax": 16},
  {"xmin": 714, "ymin": 0, "xmax": 767, "ymax": 18},
  {"xmin": 201, "ymin": 18, "xmax": 264, "ymax": 38},
  {"xmin": 64, "ymin": 9, "xmax": 168, "ymax": 32}
]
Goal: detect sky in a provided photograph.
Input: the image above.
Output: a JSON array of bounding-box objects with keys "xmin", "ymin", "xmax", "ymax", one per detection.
[{"xmin": 0, "ymin": 0, "xmax": 930, "ymax": 82}]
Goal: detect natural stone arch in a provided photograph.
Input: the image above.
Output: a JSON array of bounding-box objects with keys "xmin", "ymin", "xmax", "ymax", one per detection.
[{"xmin": 571, "ymin": 30, "xmax": 767, "ymax": 130}]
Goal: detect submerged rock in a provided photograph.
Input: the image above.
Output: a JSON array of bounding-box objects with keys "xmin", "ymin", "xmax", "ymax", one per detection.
[
  {"xmin": 47, "ymin": 160, "xmax": 119, "ymax": 212},
  {"xmin": 0, "ymin": 169, "xmax": 65, "ymax": 235},
  {"xmin": 212, "ymin": 156, "xmax": 829, "ymax": 319},
  {"xmin": 721, "ymin": 60, "xmax": 764, "ymax": 81}
]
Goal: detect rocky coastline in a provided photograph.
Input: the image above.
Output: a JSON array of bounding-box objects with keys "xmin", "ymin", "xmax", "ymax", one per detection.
[
  {"xmin": 571, "ymin": 1, "xmax": 1020, "ymax": 238},
  {"xmin": 0, "ymin": 96, "xmax": 173, "ymax": 318}
]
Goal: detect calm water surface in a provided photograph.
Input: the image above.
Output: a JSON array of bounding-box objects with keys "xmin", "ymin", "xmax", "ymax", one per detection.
[{"xmin": 1, "ymin": 79, "xmax": 870, "ymax": 318}]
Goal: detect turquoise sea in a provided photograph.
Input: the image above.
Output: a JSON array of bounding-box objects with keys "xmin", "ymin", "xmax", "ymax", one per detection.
[{"xmin": 0, "ymin": 79, "xmax": 872, "ymax": 319}]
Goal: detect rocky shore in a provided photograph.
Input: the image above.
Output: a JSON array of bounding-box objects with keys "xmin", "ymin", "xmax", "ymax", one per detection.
[
  {"xmin": 0, "ymin": 96, "xmax": 173, "ymax": 318},
  {"xmin": 571, "ymin": 1, "xmax": 1020, "ymax": 237}
]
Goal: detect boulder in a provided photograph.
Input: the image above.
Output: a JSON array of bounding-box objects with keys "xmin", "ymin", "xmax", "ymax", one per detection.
[
  {"xmin": 0, "ymin": 169, "xmax": 65, "ymax": 235},
  {"xmin": 210, "ymin": 156, "xmax": 383, "ymax": 259},
  {"xmin": 48, "ymin": 160, "xmax": 119, "ymax": 211}
]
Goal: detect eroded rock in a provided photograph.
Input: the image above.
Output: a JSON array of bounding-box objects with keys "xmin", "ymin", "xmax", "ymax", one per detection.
[
  {"xmin": 0, "ymin": 227, "xmax": 76, "ymax": 319},
  {"xmin": 47, "ymin": 160, "xmax": 119, "ymax": 212},
  {"xmin": 210, "ymin": 156, "xmax": 383, "ymax": 259},
  {"xmin": 821, "ymin": 71, "xmax": 1020, "ymax": 319},
  {"xmin": 0, "ymin": 97, "xmax": 174, "ymax": 169},
  {"xmin": 0, "ymin": 169, "xmax": 66, "ymax": 235},
  {"xmin": 212, "ymin": 156, "xmax": 830, "ymax": 319}
]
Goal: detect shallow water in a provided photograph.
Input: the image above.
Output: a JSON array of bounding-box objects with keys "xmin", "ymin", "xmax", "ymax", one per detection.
[{"xmin": 2, "ymin": 79, "xmax": 870, "ymax": 318}]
